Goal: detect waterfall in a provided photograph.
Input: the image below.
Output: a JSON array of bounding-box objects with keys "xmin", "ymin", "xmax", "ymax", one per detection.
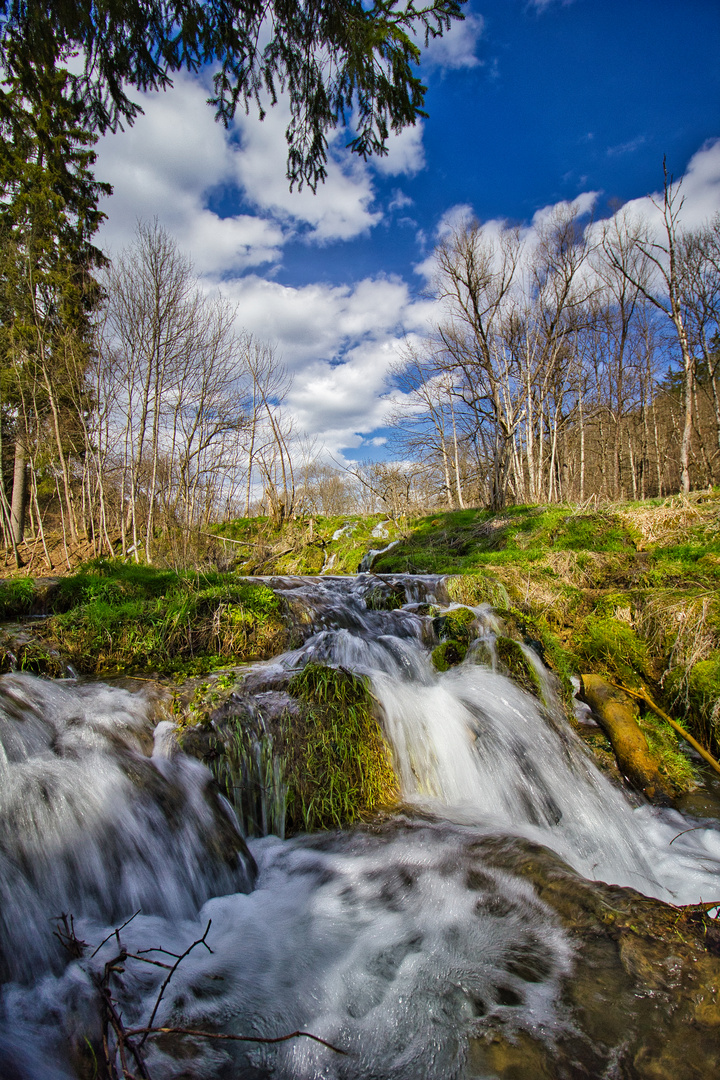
[{"xmin": 0, "ymin": 573, "xmax": 718, "ymax": 1080}]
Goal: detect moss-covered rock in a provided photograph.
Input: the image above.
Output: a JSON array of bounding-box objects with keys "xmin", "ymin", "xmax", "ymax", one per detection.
[
  {"xmin": 284, "ymin": 663, "xmax": 398, "ymax": 832},
  {"xmin": 37, "ymin": 566, "xmax": 289, "ymax": 677},
  {"xmin": 433, "ymin": 604, "xmax": 477, "ymax": 645},
  {"xmin": 431, "ymin": 639, "xmax": 468, "ymax": 671},
  {"xmin": 495, "ymin": 636, "xmax": 545, "ymax": 700}
]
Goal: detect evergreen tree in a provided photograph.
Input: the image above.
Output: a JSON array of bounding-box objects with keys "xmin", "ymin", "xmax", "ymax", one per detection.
[
  {"xmin": 0, "ymin": 55, "xmax": 109, "ymax": 548},
  {"xmin": 0, "ymin": 0, "xmax": 465, "ymax": 190}
]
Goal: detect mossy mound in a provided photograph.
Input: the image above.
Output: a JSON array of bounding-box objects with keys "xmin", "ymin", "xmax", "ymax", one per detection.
[
  {"xmin": 284, "ymin": 663, "xmax": 398, "ymax": 832},
  {"xmin": 434, "ymin": 605, "xmax": 477, "ymax": 644},
  {"xmin": 495, "ymin": 636, "xmax": 544, "ymax": 700},
  {"xmin": 210, "ymin": 513, "xmax": 402, "ymax": 576},
  {"xmin": 36, "ymin": 562, "xmax": 288, "ymax": 677},
  {"xmin": 666, "ymin": 653, "xmax": 720, "ymax": 754},
  {"xmin": 431, "ymin": 639, "xmax": 468, "ymax": 671},
  {"xmin": 0, "ymin": 577, "xmax": 36, "ymax": 620},
  {"xmin": 573, "ymin": 615, "xmax": 649, "ymax": 685}
]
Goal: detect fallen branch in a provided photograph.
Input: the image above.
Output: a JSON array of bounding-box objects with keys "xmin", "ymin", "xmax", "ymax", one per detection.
[
  {"xmin": 613, "ymin": 682, "xmax": 720, "ymax": 780},
  {"xmin": 54, "ymin": 912, "xmax": 349, "ymax": 1079},
  {"xmin": 579, "ymin": 674, "xmax": 673, "ymax": 800},
  {"xmin": 124, "ymin": 1026, "xmax": 347, "ymax": 1054}
]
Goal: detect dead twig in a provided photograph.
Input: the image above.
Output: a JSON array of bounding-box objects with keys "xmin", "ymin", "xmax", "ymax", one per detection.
[
  {"xmin": 125, "ymin": 1026, "xmax": 347, "ymax": 1054},
  {"xmin": 139, "ymin": 920, "xmax": 213, "ymax": 1047}
]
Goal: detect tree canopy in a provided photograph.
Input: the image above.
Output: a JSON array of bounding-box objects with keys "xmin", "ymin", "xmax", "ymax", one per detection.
[{"xmin": 0, "ymin": 0, "xmax": 465, "ymax": 189}]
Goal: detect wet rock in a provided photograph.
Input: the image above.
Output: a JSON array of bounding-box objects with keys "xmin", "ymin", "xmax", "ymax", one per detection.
[
  {"xmin": 465, "ymin": 833, "xmax": 720, "ymax": 1080},
  {"xmin": 431, "ymin": 639, "xmax": 467, "ymax": 671}
]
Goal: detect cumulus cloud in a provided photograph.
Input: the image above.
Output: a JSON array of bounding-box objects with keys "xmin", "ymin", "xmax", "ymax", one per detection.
[
  {"xmin": 231, "ymin": 100, "xmax": 382, "ymax": 241},
  {"xmin": 372, "ymin": 122, "xmax": 426, "ymax": 177},
  {"xmin": 530, "ymin": 190, "xmax": 600, "ymax": 229},
  {"xmin": 421, "ymin": 13, "xmax": 485, "ymax": 70},
  {"xmin": 210, "ymin": 274, "xmax": 435, "ymax": 454},
  {"xmin": 94, "ymin": 71, "xmax": 393, "ymax": 271},
  {"xmin": 94, "ymin": 74, "xmax": 287, "ymax": 272},
  {"xmin": 625, "ymin": 138, "xmax": 720, "ymax": 231}
]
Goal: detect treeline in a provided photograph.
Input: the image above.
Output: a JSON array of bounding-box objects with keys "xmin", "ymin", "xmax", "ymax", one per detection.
[
  {"xmin": 388, "ymin": 177, "xmax": 720, "ymax": 510},
  {"xmin": 1, "ymin": 179, "xmax": 719, "ymax": 570},
  {"xmin": 1, "ymin": 220, "xmax": 306, "ymax": 568}
]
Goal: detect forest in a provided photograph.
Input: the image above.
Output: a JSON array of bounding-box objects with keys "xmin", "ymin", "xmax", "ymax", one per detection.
[{"xmin": 1, "ymin": 168, "xmax": 719, "ymax": 573}]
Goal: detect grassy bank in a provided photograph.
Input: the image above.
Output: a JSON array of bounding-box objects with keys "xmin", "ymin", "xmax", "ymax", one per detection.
[
  {"xmin": 1, "ymin": 493, "xmax": 718, "ymax": 800},
  {"xmin": 0, "ymin": 561, "xmax": 289, "ymax": 677},
  {"xmin": 371, "ymin": 493, "xmax": 720, "ymax": 764}
]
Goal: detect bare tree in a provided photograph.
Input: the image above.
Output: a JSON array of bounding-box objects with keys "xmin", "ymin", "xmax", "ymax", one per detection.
[{"xmin": 604, "ymin": 166, "xmax": 700, "ymax": 494}]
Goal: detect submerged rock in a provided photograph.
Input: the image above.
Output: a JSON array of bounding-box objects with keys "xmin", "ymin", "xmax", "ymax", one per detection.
[{"xmin": 467, "ymin": 833, "xmax": 720, "ymax": 1080}]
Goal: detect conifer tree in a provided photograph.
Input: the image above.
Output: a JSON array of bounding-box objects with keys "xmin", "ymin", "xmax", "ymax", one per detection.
[{"xmin": 0, "ymin": 54, "xmax": 109, "ymax": 548}]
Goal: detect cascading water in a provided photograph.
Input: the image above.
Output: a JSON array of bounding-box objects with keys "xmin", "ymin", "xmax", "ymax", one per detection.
[{"xmin": 0, "ymin": 573, "xmax": 718, "ymax": 1080}]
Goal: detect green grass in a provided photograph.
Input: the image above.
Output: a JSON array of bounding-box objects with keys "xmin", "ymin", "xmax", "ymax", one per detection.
[
  {"xmin": 0, "ymin": 577, "xmax": 36, "ymax": 619},
  {"xmin": 283, "ymin": 663, "xmax": 398, "ymax": 832},
  {"xmin": 637, "ymin": 711, "xmax": 699, "ymax": 793},
  {"xmin": 38, "ymin": 561, "xmax": 288, "ymax": 676},
  {"xmin": 371, "ymin": 506, "xmax": 642, "ymax": 575},
  {"xmin": 211, "ymin": 513, "xmax": 401, "ymax": 576}
]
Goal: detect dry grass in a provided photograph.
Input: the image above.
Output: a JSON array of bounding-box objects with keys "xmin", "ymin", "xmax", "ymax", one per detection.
[{"xmin": 615, "ymin": 492, "xmax": 719, "ymax": 548}]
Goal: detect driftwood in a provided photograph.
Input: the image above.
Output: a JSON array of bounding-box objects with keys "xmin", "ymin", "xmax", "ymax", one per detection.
[{"xmin": 579, "ymin": 675, "xmax": 674, "ymax": 801}]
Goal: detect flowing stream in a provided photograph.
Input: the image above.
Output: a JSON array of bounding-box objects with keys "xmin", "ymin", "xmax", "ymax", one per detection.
[{"xmin": 0, "ymin": 573, "xmax": 719, "ymax": 1079}]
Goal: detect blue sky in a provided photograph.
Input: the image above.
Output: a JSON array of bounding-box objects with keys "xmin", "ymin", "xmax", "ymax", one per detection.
[{"xmin": 94, "ymin": 0, "xmax": 720, "ymax": 461}]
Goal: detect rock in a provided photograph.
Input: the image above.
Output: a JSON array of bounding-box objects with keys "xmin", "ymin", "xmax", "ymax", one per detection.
[{"xmin": 465, "ymin": 832, "xmax": 720, "ymax": 1080}]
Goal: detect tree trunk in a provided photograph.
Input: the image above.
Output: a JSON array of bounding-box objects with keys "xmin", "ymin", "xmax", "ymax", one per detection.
[{"xmin": 11, "ymin": 439, "xmax": 27, "ymax": 545}]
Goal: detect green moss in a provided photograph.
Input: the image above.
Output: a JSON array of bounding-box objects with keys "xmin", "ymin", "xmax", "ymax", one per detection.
[
  {"xmin": 675, "ymin": 654, "xmax": 720, "ymax": 752},
  {"xmin": 285, "ymin": 663, "xmax": 398, "ymax": 832},
  {"xmin": 495, "ymin": 636, "xmax": 544, "ymax": 700},
  {"xmin": 431, "ymin": 639, "xmax": 467, "ymax": 671},
  {"xmin": 40, "ymin": 570, "xmax": 287, "ymax": 676},
  {"xmin": 434, "ymin": 606, "xmax": 477, "ymax": 645},
  {"xmin": 574, "ymin": 615, "xmax": 648, "ymax": 684},
  {"xmin": 636, "ymin": 711, "xmax": 698, "ymax": 794}
]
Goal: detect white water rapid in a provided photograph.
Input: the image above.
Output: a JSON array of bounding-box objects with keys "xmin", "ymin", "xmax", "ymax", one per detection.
[{"xmin": 0, "ymin": 573, "xmax": 718, "ymax": 1080}]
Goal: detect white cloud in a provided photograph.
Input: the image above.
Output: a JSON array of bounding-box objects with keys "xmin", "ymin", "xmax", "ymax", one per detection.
[
  {"xmin": 389, "ymin": 190, "xmax": 414, "ymax": 212},
  {"xmin": 94, "ymin": 74, "xmax": 286, "ymax": 272},
  {"xmin": 413, "ymin": 203, "xmax": 476, "ymax": 280},
  {"xmin": 372, "ymin": 122, "xmax": 425, "ymax": 177},
  {"xmin": 421, "ymin": 13, "xmax": 485, "ymax": 70},
  {"xmin": 596, "ymin": 139, "xmax": 720, "ymax": 237},
  {"xmin": 230, "ymin": 100, "xmax": 382, "ymax": 242},
  {"xmin": 530, "ymin": 190, "xmax": 600, "ymax": 229},
  {"xmin": 607, "ymin": 135, "xmax": 646, "ymax": 158},
  {"xmin": 525, "ymin": 0, "xmax": 576, "ymax": 11},
  {"xmin": 95, "ymin": 71, "xmax": 390, "ymax": 271},
  {"xmin": 211, "ymin": 273, "xmax": 436, "ymax": 454}
]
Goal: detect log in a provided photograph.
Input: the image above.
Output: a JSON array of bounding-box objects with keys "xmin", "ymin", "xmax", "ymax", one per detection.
[
  {"xmin": 579, "ymin": 674, "xmax": 674, "ymax": 802},
  {"xmin": 614, "ymin": 682, "xmax": 720, "ymax": 781}
]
